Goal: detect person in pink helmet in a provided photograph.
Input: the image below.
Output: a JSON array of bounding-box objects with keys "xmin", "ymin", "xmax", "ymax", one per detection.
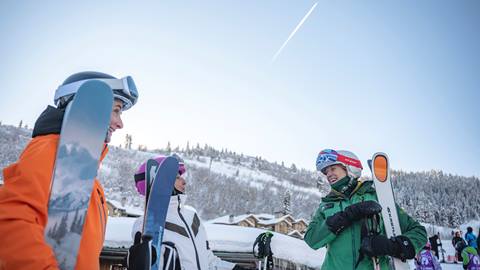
[
  {"xmin": 125, "ymin": 154, "xmax": 244, "ymax": 270},
  {"xmin": 415, "ymin": 241, "xmax": 442, "ymax": 270},
  {"xmin": 133, "ymin": 154, "xmax": 186, "ymax": 197}
]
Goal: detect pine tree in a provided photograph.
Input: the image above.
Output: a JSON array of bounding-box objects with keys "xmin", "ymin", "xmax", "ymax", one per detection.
[
  {"xmin": 283, "ymin": 190, "xmax": 292, "ymax": 215},
  {"xmin": 56, "ymin": 214, "xmax": 69, "ymax": 243},
  {"xmin": 70, "ymin": 209, "xmax": 79, "ymax": 233},
  {"xmin": 291, "ymin": 163, "xmax": 297, "ymax": 172},
  {"xmin": 18, "ymin": 120, "xmax": 23, "ymax": 128},
  {"xmin": 125, "ymin": 134, "xmax": 133, "ymax": 149},
  {"xmin": 166, "ymin": 141, "xmax": 172, "ymax": 154},
  {"xmin": 186, "ymin": 141, "xmax": 191, "ymax": 154}
]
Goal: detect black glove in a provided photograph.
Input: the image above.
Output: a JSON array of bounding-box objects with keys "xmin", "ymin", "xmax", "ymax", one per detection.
[
  {"xmin": 124, "ymin": 232, "xmax": 157, "ymax": 270},
  {"xmin": 360, "ymin": 234, "xmax": 415, "ymax": 261},
  {"xmin": 326, "ymin": 201, "xmax": 382, "ymax": 234}
]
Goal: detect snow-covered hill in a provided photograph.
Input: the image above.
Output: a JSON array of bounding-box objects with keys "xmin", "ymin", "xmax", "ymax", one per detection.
[
  {"xmin": 98, "ymin": 145, "xmax": 325, "ymax": 220},
  {"xmin": 1, "ymin": 123, "xmax": 479, "ymax": 226}
]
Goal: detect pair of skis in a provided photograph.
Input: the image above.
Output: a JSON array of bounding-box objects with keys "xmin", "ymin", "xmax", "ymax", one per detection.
[
  {"xmin": 141, "ymin": 157, "xmax": 179, "ymax": 270},
  {"xmin": 369, "ymin": 153, "xmax": 410, "ymax": 270}
]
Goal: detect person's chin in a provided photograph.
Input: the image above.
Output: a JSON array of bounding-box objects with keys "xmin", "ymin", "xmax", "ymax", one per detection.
[
  {"xmin": 105, "ymin": 131, "xmax": 112, "ymax": 143},
  {"xmin": 328, "ymin": 178, "xmax": 338, "ymax": 184}
]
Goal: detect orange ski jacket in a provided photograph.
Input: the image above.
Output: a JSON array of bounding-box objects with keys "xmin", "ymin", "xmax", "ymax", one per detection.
[{"xmin": 0, "ymin": 134, "xmax": 109, "ymax": 270}]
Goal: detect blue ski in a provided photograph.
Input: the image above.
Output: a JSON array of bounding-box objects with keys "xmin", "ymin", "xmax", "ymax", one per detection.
[
  {"xmin": 143, "ymin": 156, "xmax": 178, "ymax": 270},
  {"xmin": 144, "ymin": 159, "xmax": 160, "ymax": 209},
  {"xmin": 44, "ymin": 80, "xmax": 113, "ymax": 270}
]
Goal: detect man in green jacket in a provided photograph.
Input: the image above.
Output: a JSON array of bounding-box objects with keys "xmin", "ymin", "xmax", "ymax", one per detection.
[{"xmin": 304, "ymin": 149, "xmax": 427, "ymax": 270}]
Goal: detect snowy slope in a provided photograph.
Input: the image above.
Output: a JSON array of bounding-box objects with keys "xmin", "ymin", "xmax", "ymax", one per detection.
[{"xmin": 1, "ymin": 124, "xmax": 479, "ymax": 227}]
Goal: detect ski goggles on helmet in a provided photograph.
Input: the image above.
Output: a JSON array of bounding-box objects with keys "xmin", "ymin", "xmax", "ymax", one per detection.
[
  {"xmin": 54, "ymin": 76, "xmax": 138, "ymax": 110},
  {"xmin": 316, "ymin": 149, "xmax": 362, "ymax": 174}
]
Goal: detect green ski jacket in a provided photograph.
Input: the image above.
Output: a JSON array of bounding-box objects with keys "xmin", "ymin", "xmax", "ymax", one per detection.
[{"xmin": 304, "ymin": 180, "xmax": 427, "ymax": 270}]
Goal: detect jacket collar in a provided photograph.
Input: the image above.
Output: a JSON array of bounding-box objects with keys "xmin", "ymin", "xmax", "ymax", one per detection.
[
  {"xmin": 322, "ymin": 180, "xmax": 375, "ymax": 202},
  {"xmin": 33, "ymin": 106, "xmax": 111, "ymax": 160},
  {"xmin": 32, "ymin": 106, "xmax": 65, "ymax": 138},
  {"xmin": 170, "ymin": 194, "xmax": 188, "ymax": 207}
]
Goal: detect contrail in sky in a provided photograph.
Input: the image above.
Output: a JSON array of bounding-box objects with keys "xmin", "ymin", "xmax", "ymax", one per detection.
[{"xmin": 272, "ymin": 2, "xmax": 318, "ymax": 63}]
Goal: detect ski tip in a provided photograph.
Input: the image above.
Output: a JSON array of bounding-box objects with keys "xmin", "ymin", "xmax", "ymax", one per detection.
[{"xmin": 372, "ymin": 154, "xmax": 388, "ymax": 182}]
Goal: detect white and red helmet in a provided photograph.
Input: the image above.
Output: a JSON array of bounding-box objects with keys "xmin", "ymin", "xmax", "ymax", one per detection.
[{"xmin": 316, "ymin": 149, "xmax": 363, "ymax": 179}]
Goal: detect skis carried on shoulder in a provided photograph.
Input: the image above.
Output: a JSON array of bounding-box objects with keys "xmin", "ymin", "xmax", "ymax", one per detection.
[
  {"xmin": 144, "ymin": 159, "xmax": 160, "ymax": 210},
  {"xmin": 45, "ymin": 80, "xmax": 113, "ymax": 269},
  {"xmin": 142, "ymin": 156, "xmax": 178, "ymax": 270},
  {"xmin": 369, "ymin": 153, "xmax": 410, "ymax": 270}
]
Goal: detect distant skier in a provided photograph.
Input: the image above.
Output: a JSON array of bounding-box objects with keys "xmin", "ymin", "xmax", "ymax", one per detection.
[
  {"xmin": 429, "ymin": 234, "xmax": 440, "ymax": 259},
  {"xmin": 465, "ymin": 227, "xmax": 478, "ymax": 249},
  {"xmin": 304, "ymin": 149, "xmax": 427, "ymax": 270},
  {"xmin": 457, "ymin": 241, "xmax": 480, "ymax": 270},
  {"xmin": 0, "ymin": 71, "xmax": 139, "ymax": 269},
  {"xmin": 414, "ymin": 242, "xmax": 442, "ymax": 270},
  {"xmin": 453, "ymin": 231, "xmax": 467, "ymax": 262},
  {"xmin": 126, "ymin": 155, "xmax": 246, "ymax": 270},
  {"xmin": 477, "ymin": 228, "xmax": 480, "ymax": 254}
]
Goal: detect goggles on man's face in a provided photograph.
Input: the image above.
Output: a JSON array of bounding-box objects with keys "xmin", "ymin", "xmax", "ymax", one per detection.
[{"xmin": 54, "ymin": 76, "xmax": 138, "ymax": 110}]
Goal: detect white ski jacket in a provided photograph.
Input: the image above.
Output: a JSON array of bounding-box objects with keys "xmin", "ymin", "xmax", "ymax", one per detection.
[{"xmin": 132, "ymin": 195, "xmax": 235, "ymax": 270}]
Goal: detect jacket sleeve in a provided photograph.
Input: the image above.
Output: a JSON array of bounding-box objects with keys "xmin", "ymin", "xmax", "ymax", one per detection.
[
  {"xmin": 303, "ymin": 206, "xmax": 336, "ymax": 250},
  {"xmin": 461, "ymin": 248, "xmax": 469, "ymax": 267},
  {"xmin": 396, "ymin": 204, "xmax": 427, "ymax": 255},
  {"xmin": 0, "ymin": 135, "xmax": 60, "ymax": 269}
]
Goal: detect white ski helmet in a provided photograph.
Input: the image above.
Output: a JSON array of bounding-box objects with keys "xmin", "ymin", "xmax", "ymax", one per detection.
[
  {"xmin": 54, "ymin": 71, "xmax": 139, "ymax": 111},
  {"xmin": 316, "ymin": 149, "xmax": 363, "ymax": 179}
]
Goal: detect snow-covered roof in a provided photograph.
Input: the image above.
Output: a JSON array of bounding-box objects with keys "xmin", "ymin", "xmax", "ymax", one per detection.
[
  {"xmin": 287, "ymin": 230, "xmax": 303, "ymax": 238},
  {"xmin": 207, "ymin": 214, "xmax": 259, "ymax": 226},
  {"xmin": 293, "ymin": 218, "xmax": 308, "ymax": 225},
  {"xmin": 208, "ymin": 213, "xmax": 305, "ymax": 227},
  {"xmin": 107, "ymin": 199, "xmax": 143, "ymax": 217}
]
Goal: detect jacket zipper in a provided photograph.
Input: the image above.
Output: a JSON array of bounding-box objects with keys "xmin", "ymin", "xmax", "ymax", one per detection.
[
  {"xmin": 347, "ymin": 199, "xmax": 357, "ymax": 269},
  {"xmin": 177, "ymin": 196, "xmax": 201, "ymax": 270}
]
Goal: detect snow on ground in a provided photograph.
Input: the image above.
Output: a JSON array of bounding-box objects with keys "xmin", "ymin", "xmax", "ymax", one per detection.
[
  {"xmin": 105, "ymin": 216, "xmax": 469, "ymax": 269},
  {"xmin": 104, "ymin": 217, "xmax": 136, "ymax": 248},
  {"xmin": 105, "ymin": 217, "xmax": 324, "ymax": 268}
]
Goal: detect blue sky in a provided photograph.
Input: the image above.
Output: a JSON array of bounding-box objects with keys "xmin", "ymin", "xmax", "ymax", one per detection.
[{"xmin": 1, "ymin": 1, "xmax": 479, "ymax": 177}]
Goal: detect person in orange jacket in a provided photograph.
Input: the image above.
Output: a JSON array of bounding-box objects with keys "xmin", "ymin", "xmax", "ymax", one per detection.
[{"xmin": 0, "ymin": 71, "xmax": 139, "ymax": 270}]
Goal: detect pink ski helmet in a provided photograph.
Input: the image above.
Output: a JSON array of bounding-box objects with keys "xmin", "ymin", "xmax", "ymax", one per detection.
[{"xmin": 134, "ymin": 154, "xmax": 186, "ymax": 196}]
